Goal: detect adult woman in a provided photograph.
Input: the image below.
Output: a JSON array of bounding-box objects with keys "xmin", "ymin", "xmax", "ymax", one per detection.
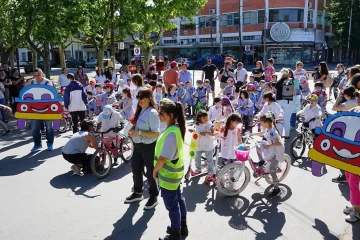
[
  {"xmin": 120, "ymin": 65, "xmax": 132, "ymax": 86},
  {"xmin": 125, "ymin": 88, "xmax": 160, "ymax": 210},
  {"xmin": 275, "ymin": 68, "xmax": 294, "ymax": 140},
  {"xmin": 351, "ymin": 73, "xmax": 360, "ymax": 90},
  {"xmin": 330, "ymin": 64, "xmax": 346, "ymax": 100},
  {"xmin": 252, "ymin": 61, "xmax": 264, "ymax": 82},
  {"xmin": 154, "ymin": 99, "xmax": 188, "ymax": 240},
  {"xmin": 135, "ymin": 65, "xmax": 144, "ymax": 76},
  {"xmin": 62, "ymin": 119, "xmax": 98, "ymax": 176},
  {"xmin": 74, "ymin": 66, "xmax": 89, "ymax": 86},
  {"xmin": 131, "ymin": 74, "xmax": 144, "ymax": 110},
  {"xmin": 95, "ymin": 68, "xmax": 106, "ymax": 86},
  {"xmin": 58, "ymin": 67, "xmax": 69, "ymax": 92},
  {"xmin": 335, "ymin": 67, "xmax": 360, "ymax": 107},
  {"xmin": 317, "ymin": 61, "xmax": 329, "ymax": 84},
  {"xmin": 145, "ymin": 66, "xmax": 158, "ymax": 88},
  {"xmin": 332, "ymin": 85, "xmax": 358, "ymax": 112},
  {"xmin": 9, "ymin": 68, "xmax": 24, "ymax": 112},
  {"xmin": 288, "ymin": 69, "xmax": 301, "ymax": 130}
]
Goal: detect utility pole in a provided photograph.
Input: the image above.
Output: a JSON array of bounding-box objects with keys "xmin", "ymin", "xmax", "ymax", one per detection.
[
  {"xmin": 210, "ymin": 16, "xmax": 214, "ymax": 54},
  {"xmin": 346, "ymin": 0, "xmax": 353, "ymax": 67},
  {"xmin": 238, "ymin": 2, "xmax": 243, "ymax": 62},
  {"xmin": 263, "ymin": 16, "xmax": 267, "ymax": 67},
  {"xmin": 110, "ymin": 0, "xmax": 115, "ymax": 65}
]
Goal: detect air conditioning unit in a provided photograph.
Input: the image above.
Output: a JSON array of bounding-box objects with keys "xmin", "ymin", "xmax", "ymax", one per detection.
[
  {"xmin": 308, "ymin": 2, "xmax": 312, "ymax": 9},
  {"xmin": 209, "ymin": 9, "xmax": 216, "ymax": 14},
  {"xmin": 180, "ymin": 16, "xmax": 186, "ymax": 20}
]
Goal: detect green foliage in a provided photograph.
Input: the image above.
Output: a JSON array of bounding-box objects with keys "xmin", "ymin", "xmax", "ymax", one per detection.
[{"xmin": 328, "ymin": 0, "xmax": 360, "ymax": 50}]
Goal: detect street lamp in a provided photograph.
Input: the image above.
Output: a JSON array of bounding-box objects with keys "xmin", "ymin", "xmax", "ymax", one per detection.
[
  {"xmin": 210, "ymin": 15, "xmax": 214, "ymax": 54},
  {"xmin": 263, "ymin": 15, "xmax": 267, "ymax": 67},
  {"xmin": 346, "ymin": 0, "xmax": 353, "ymax": 66}
]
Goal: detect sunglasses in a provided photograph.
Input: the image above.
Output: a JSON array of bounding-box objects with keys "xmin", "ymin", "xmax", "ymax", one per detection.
[{"xmin": 136, "ymin": 95, "xmax": 146, "ymax": 100}]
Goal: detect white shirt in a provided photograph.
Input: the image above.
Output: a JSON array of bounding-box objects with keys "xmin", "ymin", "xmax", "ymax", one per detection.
[
  {"xmin": 132, "ymin": 86, "xmax": 142, "ymax": 109},
  {"xmin": 208, "ymin": 105, "xmax": 223, "ymax": 121},
  {"xmin": 235, "ymin": 68, "xmax": 248, "ymax": 83},
  {"xmin": 256, "ymin": 102, "xmax": 284, "ymax": 120},
  {"xmin": 293, "ymin": 69, "xmax": 307, "ymax": 79},
  {"xmin": 220, "ymin": 125, "xmax": 242, "ymax": 160},
  {"xmin": 297, "ymin": 104, "xmax": 322, "ymax": 129},
  {"xmin": 58, "ymin": 74, "xmax": 69, "ymax": 87},
  {"xmin": 195, "ymin": 122, "xmax": 215, "ymax": 151},
  {"xmin": 121, "ymin": 72, "xmax": 131, "ymax": 82},
  {"xmin": 263, "ymin": 127, "xmax": 285, "ymax": 162},
  {"xmin": 84, "ymin": 85, "xmax": 96, "ymax": 95},
  {"xmin": 96, "ymin": 110, "xmax": 123, "ymax": 138},
  {"xmin": 117, "ymin": 84, "xmax": 127, "ymax": 95},
  {"xmin": 95, "ymin": 75, "xmax": 106, "ymax": 86}
]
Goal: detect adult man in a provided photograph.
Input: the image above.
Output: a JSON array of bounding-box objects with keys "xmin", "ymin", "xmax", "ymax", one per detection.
[
  {"xmin": 145, "ymin": 66, "xmax": 158, "ymax": 87},
  {"xmin": 178, "ymin": 63, "xmax": 192, "ymax": 86},
  {"xmin": 201, "ymin": 58, "xmax": 219, "ymax": 100},
  {"xmin": 234, "ymin": 62, "xmax": 248, "ymax": 92},
  {"xmin": 30, "ymin": 68, "xmax": 55, "ymax": 152},
  {"xmin": 64, "ymin": 73, "xmax": 88, "ymax": 134},
  {"xmin": 163, "ymin": 61, "xmax": 179, "ymax": 89},
  {"xmin": 218, "ymin": 61, "xmax": 235, "ymax": 90},
  {"xmin": 107, "ymin": 56, "xmax": 115, "ymax": 69}
]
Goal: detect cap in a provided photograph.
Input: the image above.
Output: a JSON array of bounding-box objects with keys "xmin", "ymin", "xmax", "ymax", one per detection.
[
  {"xmin": 259, "ymin": 80, "xmax": 266, "ymax": 84},
  {"xmin": 89, "ymin": 79, "xmax": 96, "ymax": 84},
  {"xmin": 118, "ymin": 79, "xmax": 124, "ymax": 84},
  {"xmin": 105, "ymin": 82, "xmax": 115, "ymax": 89},
  {"xmin": 102, "ymin": 105, "xmax": 113, "ymax": 119},
  {"xmin": 179, "ymin": 82, "xmax": 184, "ymax": 85},
  {"xmin": 309, "ymin": 94, "xmax": 319, "ymax": 101},
  {"xmin": 170, "ymin": 61, "xmax": 177, "ymax": 67}
]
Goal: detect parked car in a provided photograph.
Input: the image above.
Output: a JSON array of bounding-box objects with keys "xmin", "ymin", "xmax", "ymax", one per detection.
[
  {"xmin": 24, "ymin": 61, "xmax": 52, "ymax": 74},
  {"xmin": 85, "ymin": 59, "xmax": 97, "ymax": 68},
  {"xmin": 13, "ymin": 61, "xmax": 28, "ymax": 67},
  {"xmin": 174, "ymin": 58, "xmax": 195, "ymax": 69},
  {"xmin": 66, "ymin": 59, "xmax": 86, "ymax": 68},
  {"xmin": 96, "ymin": 58, "xmax": 122, "ymax": 71},
  {"xmin": 192, "ymin": 54, "xmax": 228, "ymax": 70}
]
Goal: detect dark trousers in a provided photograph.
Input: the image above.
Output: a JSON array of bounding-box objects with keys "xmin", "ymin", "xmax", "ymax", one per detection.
[
  {"xmin": 62, "ymin": 152, "xmax": 92, "ymax": 170},
  {"xmin": 131, "ymin": 141, "xmax": 159, "ymax": 197},
  {"xmin": 70, "ymin": 111, "xmax": 85, "ymax": 134},
  {"xmin": 290, "ymin": 113, "xmax": 296, "ymax": 128},
  {"xmin": 161, "ymin": 186, "xmax": 187, "ymax": 229}
]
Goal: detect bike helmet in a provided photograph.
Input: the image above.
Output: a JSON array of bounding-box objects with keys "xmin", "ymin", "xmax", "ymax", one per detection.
[
  {"xmin": 89, "ymin": 79, "xmax": 96, "ymax": 85},
  {"xmin": 221, "ymin": 96, "xmax": 231, "ymax": 105},
  {"xmin": 314, "ymin": 82, "xmax": 324, "ymax": 88},
  {"xmin": 246, "ymin": 84, "xmax": 256, "ymax": 92},
  {"xmin": 105, "ymin": 82, "xmax": 115, "ymax": 89}
]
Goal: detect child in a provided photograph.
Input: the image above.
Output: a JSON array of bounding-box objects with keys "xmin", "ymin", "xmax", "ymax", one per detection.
[
  {"xmin": 204, "ymin": 79, "xmax": 211, "ymax": 107},
  {"xmin": 221, "ymin": 78, "xmax": 235, "ymax": 100},
  {"xmin": 114, "ymin": 88, "xmax": 134, "ymax": 120},
  {"xmin": 344, "ymin": 172, "xmax": 360, "ymax": 222},
  {"xmin": 221, "ymin": 96, "xmax": 234, "ymax": 119},
  {"xmin": 189, "ymin": 110, "xmax": 216, "ymax": 183},
  {"xmin": 117, "ymin": 79, "xmax": 127, "ymax": 97},
  {"xmin": 296, "ymin": 94, "xmax": 322, "ymax": 132},
  {"xmin": 186, "ymin": 80, "xmax": 196, "ymax": 116},
  {"xmin": 153, "ymin": 83, "xmax": 164, "ymax": 109},
  {"xmin": 271, "ymin": 74, "xmax": 278, "ymax": 83},
  {"xmin": 247, "ymin": 84, "xmax": 258, "ymax": 118},
  {"xmin": 248, "ymin": 74, "xmax": 259, "ymax": 89},
  {"xmin": 102, "ymin": 82, "xmax": 117, "ymax": 105},
  {"xmin": 194, "ymin": 80, "xmax": 207, "ymax": 106},
  {"xmin": 299, "ymin": 76, "xmax": 311, "ymax": 96},
  {"xmin": 264, "ymin": 58, "xmax": 275, "ymax": 82},
  {"xmin": 84, "ymin": 79, "xmax": 96, "ymax": 94},
  {"xmin": 177, "ymin": 82, "xmax": 187, "ymax": 114},
  {"xmin": 237, "ymin": 89, "xmax": 253, "ymax": 131},
  {"xmin": 167, "ymin": 84, "xmax": 178, "ymax": 102},
  {"xmin": 95, "ymin": 84, "xmax": 103, "ymax": 96},
  {"xmin": 312, "ymin": 82, "xmax": 327, "ymax": 111},
  {"xmin": 208, "ymin": 97, "xmax": 223, "ymax": 122},
  {"xmin": 250, "ymin": 112, "xmax": 285, "ymax": 198},
  {"xmin": 86, "ymin": 91, "xmax": 95, "ymax": 117},
  {"xmin": 0, "ymin": 104, "xmax": 11, "ymax": 135},
  {"xmin": 312, "ymin": 66, "xmax": 320, "ymax": 81},
  {"xmin": 219, "ymin": 113, "xmax": 243, "ymax": 165},
  {"xmin": 257, "ymin": 82, "xmax": 272, "ymax": 112}
]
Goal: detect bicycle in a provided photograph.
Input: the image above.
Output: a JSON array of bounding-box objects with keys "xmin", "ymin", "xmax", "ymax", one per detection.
[
  {"xmin": 216, "ymin": 136, "xmax": 291, "ymax": 196},
  {"xmin": 193, "ymin": 96, "xmax": 208, "ymax": 117},
  {"xmin": 90, "ymin": 125, "xmax": 134, "ymax": 179},
  {"xmin": 290, "ymin": 116, "xmax": 316, "ymax": 159},
  {"xmin": 58, "ymin": 110, "xmax": 72, "ymax": 133}
]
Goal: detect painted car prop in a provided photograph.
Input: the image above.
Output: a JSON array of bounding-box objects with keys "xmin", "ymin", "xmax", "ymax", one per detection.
[
  {"xmin": 14, "ymin": 85, "xmax": 63, "ymax": 130},
  {"xmin": 309, "ymin": 111, "xmax": 360, "ymax": 176}
]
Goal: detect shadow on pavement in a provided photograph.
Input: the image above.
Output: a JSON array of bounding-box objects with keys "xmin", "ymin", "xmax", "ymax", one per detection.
[
  {"xmin": 49, "ymin": 162, "xmax": 132, "ymax": 198},
  {"xmin": 0, "ymin": 147, "xmax": 63, "ymax": 176},
  {"xmin": 352, "ymin": 222, "xmax": 360, "ymax": 240},
  {"xmin": 181, "ymin": 177, "xmax": 212, "ymax": 212},
  {"xmin": 104, "ymin": 203, "xmax": 155, "ymax": 240},
  {"xmin": 312, "ymin": 218, "xmax": 338, "ymax": 240},
  {"xmin": 338, "ymin": 183, "xmax": 350, "ymax": 201}
]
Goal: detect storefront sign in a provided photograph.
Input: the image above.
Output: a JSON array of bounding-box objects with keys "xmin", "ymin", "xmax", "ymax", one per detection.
[
  {"xmin": 315, "ymin": 30, "xmax": 325, "ymax": 43},
  {"xmin": 286, "ymin": 28, "xmax": 315, "ymax": 42},
  {"xmin": 270, "ymin": 22, "xmax": 291, "ymax": 42}
]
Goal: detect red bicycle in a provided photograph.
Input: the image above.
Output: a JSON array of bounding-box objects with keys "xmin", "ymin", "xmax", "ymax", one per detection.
[
  {"xmin": 90, "ymin": 126, "xmax": 134, "ymax": 178},
  {"xmin": 58, "ymin": 110, "xmax": 72, "ymax": 133}
]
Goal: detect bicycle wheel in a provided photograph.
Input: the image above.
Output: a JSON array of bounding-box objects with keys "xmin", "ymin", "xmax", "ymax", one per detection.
[
  {"xmin": 216, "ymin": 162, "xmax": 250, "ymax": 196},
  {"xmin": 91, "ymin": 148, "xmax": 112, "ymax": 179},
  {"xmin": 58, "ymin": 118, "xmax": 68, "ymax": 133},
  {"xmin": 264, "ymin": 154, "xmax": 291, "ymax": 185},
  {"xmin": 118, "ymin": 137, "xmax": 134, "ymax": 163},
  {"xmin": 290, "ymin": 135, "xmax": 306, "ymax": 159}
]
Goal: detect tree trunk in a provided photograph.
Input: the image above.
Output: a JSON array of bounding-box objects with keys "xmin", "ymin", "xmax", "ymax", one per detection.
[
  {"xmin": 9, "ymin": 49, "xmax": 15, "ymax": 69},
  {"xmin": 59, "ymin": 45, "xmax": 66, "ymax": 69},
  {"xmin": 43, "ymin": 44, "xmax": 51, "ymax": 79},
  {"xmin": 0, "ymin": 48, "xmax": 13, "ymax": 65},
  {"xmin": 97, "ymin": 46, "xmax": 105, "ymax": 70},
  {"xmin": 142, "ymin": 46, "xmax": 153, "ymax": 71},
  {"xmin": 32, "ymin": 49, "xmax": 38, "ymax": 69}
]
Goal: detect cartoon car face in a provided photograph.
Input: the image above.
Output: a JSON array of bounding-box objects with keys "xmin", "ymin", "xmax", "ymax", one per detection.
[
  {"xmin": 15, "ymin": 85, "xmax": 63, "ymax": 121},
  {"xmin": 308, "ymin": 111, "xmax": 360, "ymax": 176}
]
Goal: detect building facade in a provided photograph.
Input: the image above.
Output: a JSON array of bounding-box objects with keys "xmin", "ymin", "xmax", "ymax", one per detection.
[{"xmin": 156, "ymin": 0, "xmax": 339, "ymax": 65}]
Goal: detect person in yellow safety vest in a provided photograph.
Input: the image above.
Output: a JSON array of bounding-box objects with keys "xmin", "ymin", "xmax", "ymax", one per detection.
[
  {"xmin": 153, "ymin": 98, "xmax": 188, "ymax": 240},
  {"xmin": 107, "ymin": 56, "xmax": 115, "ymax": 69}
]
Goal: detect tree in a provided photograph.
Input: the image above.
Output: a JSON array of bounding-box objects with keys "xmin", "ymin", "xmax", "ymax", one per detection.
[
  {"xmin": 328, "ymin": 0, "xmax": 360, "ymax": 62},
  {"xmin": 118, "ymin": 0, "xmax": 207, "ymax": 68}
]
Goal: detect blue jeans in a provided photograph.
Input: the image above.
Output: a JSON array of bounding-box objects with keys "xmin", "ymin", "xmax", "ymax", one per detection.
[
  {"xmin": 0, "ymin": 98, "xmax": 5, "ymax": 121},
  {"xmin": 31, "ymin": 120, "xmax": 54, "ymax": 146},
  {"xmin": 195, "ymin": 150, "xmax": 214, "ymax": 174},
  {"xmin": 161, "ymin": 186, "xmax": 187, "ymax": 229},
  {"xmin": 290, "ymin": 113, "xmax": 296, "ymax": 128}
]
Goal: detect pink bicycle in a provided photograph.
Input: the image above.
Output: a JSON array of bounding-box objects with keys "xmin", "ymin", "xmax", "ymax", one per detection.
[{"xmin": 216, "ymin": 136, "xmax": 291, "ymax": 196}]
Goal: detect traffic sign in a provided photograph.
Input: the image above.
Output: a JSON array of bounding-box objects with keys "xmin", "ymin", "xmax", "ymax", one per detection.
[
  {"xmin": 134, "ymin": 47, "xmax": 141, "ymax": 56},
  {"xmin": 114, "ymin": 43, "xmax": 119, "ymax": 53},
  {"xmin": 245, "ymin": 45, "xmax": 251, "ymax": 52},
  {"xmin": 119, "ymin": 42, "xmax": 124, "ymax": 50}
]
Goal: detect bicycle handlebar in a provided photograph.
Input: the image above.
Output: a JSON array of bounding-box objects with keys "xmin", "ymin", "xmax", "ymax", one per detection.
[{"xmin": 95, "ymin": 126, "xmax": 122, "ymax": 134}]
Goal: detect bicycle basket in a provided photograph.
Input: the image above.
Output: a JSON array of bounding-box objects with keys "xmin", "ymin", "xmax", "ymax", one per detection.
[{"xmin": 234, "ymin": 147, "xmax": 250, "ymax": 162}]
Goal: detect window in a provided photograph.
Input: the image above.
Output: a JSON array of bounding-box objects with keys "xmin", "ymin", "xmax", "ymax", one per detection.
[
  {"xmin": 199, "ymin": 16, "xmax": 216, "ymax": 28},
  {"xmin": 308, "ymin": 10, "xmax": 313, "ymax": 23},
  {"xmin": 258, "ymin": 10, "xmax": 265, "ymax": 23},
  {"xmin": 164, "ymin": 40, "xmax": 177, "ymax": 44},
  {"xmin": 243, "ymin": 36, "xmax": 256, "ymax": 40},
  {"xmin": 325, "ymin": 13, "xmax": 331, "ymax": 26},
  {"xmin": 65, "ymin": 51, "xmax": 71, "ymax": 60},
  {"xmin": 221, "ymin": 13, "xmax": 239, "ymax": 26},
  {"xmin": 243, "ymin": 11, "xmax": 258, "ymax": 25},
  {"xmin": 180, "ymin": 23, "xmax": 195, "ymax": 30},
  {"xmin": 200, "ymin": 38, "xmax": 216, "ymax": 42},
  {"xmin": 269, "ymin": 9, "xmax": 304, "ymax": 22},
  {"xmin": 21, "ymin": 52, "xmax": 26, "ymax": 61},
  {"xmin": 317, "ymin": 12, "xmax": 323, "ymax": 25},
  {"xmin": 222, "ymin": 37, "xmax": 240, "ymax": 42}
]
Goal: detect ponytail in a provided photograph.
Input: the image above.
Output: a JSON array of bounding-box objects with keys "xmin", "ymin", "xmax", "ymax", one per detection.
[
  {"xmin": 175, "ymin": 102, "xmax": 186, "ymax": 140},
  {"xmin": 159, "ymin": 99, "xmax": 186, "ymax": 140}
]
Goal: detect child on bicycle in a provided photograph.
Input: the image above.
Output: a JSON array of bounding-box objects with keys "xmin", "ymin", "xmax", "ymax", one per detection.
[
  {"xmin": 114, "ymin": 88, "xmax": 134, "ymax": 120},
  {"xmin": 189, "ymin": 110, "xmax": 216, "ymax": 183},
  {"xmin": 219, "ymin": 113, "xmax": 243, "ymax": 165},
  {"xmin": 84, "ymin": 79, "xmax": 97, "ymax": 95},
  {"xmin": 102, "ymin": 82, "xmax": 117, "ymax": 105},
  {"xmin": 249, "ymin": 112, "xmax": 284, "ymax": 198},
  {"xmin": 186, "ymin": 80, "xmax": 196, "ymax": 116},
  {"xmin": 237, "ymin": 89, "xmax": 253, "ymax": 131},
  {"xmin": 312, "ymin": 82, "xmax": 327, "ymax": 111},
  {"xmin": 177, "ymin": 82, "xmax": 187, "ymax": 114},
  {"xmin": 167, "ymin": 84, "xmax": 178, "ymax": 102},
  {"xmin": 296, "ymin": 94, "xmax": 322, "ymax": 132}
]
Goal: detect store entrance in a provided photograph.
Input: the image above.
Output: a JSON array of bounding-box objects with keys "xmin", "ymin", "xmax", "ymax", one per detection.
[{"xmin": 268, "ymin": 47, "xmax": 301, "ymax": 65}]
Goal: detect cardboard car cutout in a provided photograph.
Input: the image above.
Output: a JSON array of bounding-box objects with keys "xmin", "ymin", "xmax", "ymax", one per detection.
[
  {"xmin": 14, "ymin": 85, "xmax": 63, "ymax": 130},
  {"xmin": 309, "ymin": 111, "xmax": 360, "ymax": 176}
]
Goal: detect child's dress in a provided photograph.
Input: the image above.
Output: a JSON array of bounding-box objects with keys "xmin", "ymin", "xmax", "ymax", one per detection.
[
  {"xmin": 249, "ymin": 92, "xmax": 258, "ymax": 115},
  {"xmin": 220, "ymin": 124, "xmax": 242, "ymax": 161},
  {"xmin": 121, "ymin": 98, "xmax": 134, "ymax": 120},
  {"xmin": 186, "ymin": 87, "xmax": 196, "ymax": 106},
  {"xmin": 238, "ymin": 98, "xmax": 253, "ymax": 129},
  {"xmin": 194, "ymin": 122, "xmax": 215, "ymax": 174},
  {"xmin": 168, "ymin": 91, "xmax": 177, "ymax": 102}
]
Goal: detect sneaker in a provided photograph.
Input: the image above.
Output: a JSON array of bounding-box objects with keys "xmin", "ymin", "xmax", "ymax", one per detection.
[
  {"xmin": 160, "ymin": 227, "xmax": 181, "ymax": 240},
  {"xmin": 344, "ymin": 206, "xmax": 354, "ymax": 215},
  {"xmin": 332, "ymin": 174, "xmax": 347, "ymax": 183},
  {"xmin": 124, "ymin": 192, "xmax": 144, "ymax": 203},
  {"xmin": 144, "ymin": 196, "xmax": 158, "ymax": 210},
  {"xmin": 167, "ymin": 220, "xmax": 189, "ymax": 236},
  {"xmin": 47, "ymin": 144, "xmax": 53, "ymax": 151},
  {"xmin": 345, "ymin": 210, "xmax": 360, "ymax": 223},
  {"xmin": 268, "ymin": 188, "xmax": 281, "ymax": 198},
  {"xmin": 2, "ymin": 129, "xmax": 10, "ymax": 136},
  {"xmin": 30, "ymin": 145, "xmax": 42, "ymax": 153},
  {"xmin": 71, "ymin": 165, "xmax": 83, "ymax": 176}
]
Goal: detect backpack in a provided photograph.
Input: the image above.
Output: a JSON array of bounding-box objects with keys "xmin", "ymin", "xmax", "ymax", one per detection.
[
  {"xmin": 323, "ymin": 75, "xmax": 334, "ymax": 88},
  {"xmin": 281, "ymin": 78, "xmax": 295, "ymax": 100}
]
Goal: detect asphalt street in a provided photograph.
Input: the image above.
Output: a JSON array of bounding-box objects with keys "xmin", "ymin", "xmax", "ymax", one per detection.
[{"xmin": 0, "ymin": 69, "xmax": 359, "ymax": 240}]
